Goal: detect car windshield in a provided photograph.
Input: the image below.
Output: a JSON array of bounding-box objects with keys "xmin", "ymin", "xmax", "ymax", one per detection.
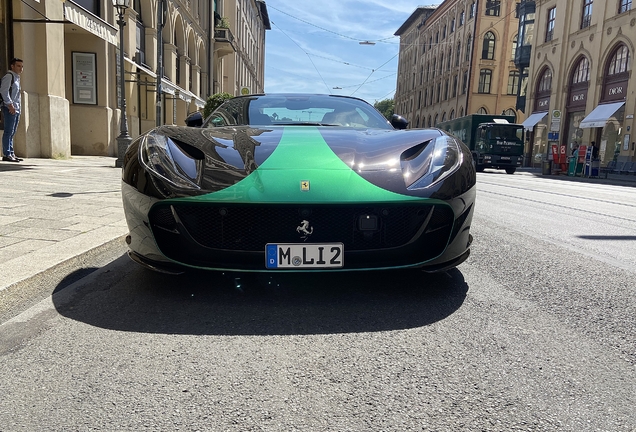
[
  {"xmin": 488, "ymin": 125, "xmax": 524, "ymax": 141},
  {"xmin": 203, "ymin": 94, "xmax": 393, "ymax": 130}
]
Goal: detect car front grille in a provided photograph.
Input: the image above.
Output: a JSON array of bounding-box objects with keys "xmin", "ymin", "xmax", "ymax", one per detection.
[{"xmin": 148, "ymin": 203, "xmax": 455, "ymax": 269}]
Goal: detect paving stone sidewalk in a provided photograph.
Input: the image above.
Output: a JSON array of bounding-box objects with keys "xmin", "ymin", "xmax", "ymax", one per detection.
[{"xmin": 0, "ymin": 156, "xmax": 127, "ymax": 292}]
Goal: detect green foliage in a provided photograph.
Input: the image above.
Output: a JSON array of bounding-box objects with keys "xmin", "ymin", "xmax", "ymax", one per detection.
[
  {"xmin": 374, "ymin": 98, "xmax": 395, "ymax": 120},
  {"xmin": 204, "ymin": 92, "xmax": 233, "ymax": 118},
  {"xmin": 218, "ymin": 17, "xmax": 230, "ymax": 29}
]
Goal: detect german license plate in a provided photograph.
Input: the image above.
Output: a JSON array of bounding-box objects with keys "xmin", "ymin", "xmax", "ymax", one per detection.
[
  {"xmin": 266, "ymin": 243, "xmax": 344, "ymax": 268},
  {"xmin": 500, "ymin": 156, "xmax": 511, "ymax": 160}
]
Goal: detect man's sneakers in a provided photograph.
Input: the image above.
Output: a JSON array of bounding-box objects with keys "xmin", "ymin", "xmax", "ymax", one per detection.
[{"xmin": 2, "ymin": 155, "xmax": 21, "ymax": 162}]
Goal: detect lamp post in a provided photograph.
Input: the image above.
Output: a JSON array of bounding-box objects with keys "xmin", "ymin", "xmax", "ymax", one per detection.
[{"xmin": 113, "ymin": 0, "xmax": 131, "ymax": 168}]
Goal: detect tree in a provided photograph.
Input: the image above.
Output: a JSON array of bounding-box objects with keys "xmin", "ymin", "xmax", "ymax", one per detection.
[
  {"xmin": 374, "ymin": 98, "xmax": 394, "ymax": 120},
  {"xmin": 204, "ymin": 92, "xmax": 233, "ymax": 118}
]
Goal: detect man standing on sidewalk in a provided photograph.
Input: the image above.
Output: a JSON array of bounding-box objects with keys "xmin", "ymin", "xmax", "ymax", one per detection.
[{"xmin": 1, "ymin": 58, "xmax": 24, "ymax": 162}]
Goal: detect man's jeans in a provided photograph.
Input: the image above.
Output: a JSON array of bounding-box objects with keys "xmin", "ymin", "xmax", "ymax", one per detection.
[{"xmin": 2, "ymin": 105, "xmax": 20, "ymax": 157}]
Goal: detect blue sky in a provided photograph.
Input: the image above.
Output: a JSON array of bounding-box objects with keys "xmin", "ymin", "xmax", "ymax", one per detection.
[{"xmin": 263, "ymin": 1, "xmax": 432, "ymax": 105}]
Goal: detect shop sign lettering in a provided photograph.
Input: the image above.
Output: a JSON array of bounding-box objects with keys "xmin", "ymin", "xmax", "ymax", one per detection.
[{"xmin": 608, "ymin": 86, "xmax": 623, "ymax": 95}]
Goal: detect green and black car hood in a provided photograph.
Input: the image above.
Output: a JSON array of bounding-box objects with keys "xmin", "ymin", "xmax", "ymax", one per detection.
[{"xmin": 123, "ymin": 125, "xmax": 476, "ymax": 202}]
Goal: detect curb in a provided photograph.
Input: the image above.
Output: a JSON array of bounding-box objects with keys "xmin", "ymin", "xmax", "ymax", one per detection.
[{"xmin": 0, "ymin": 236, "xmax": 128, "ymax": 323}]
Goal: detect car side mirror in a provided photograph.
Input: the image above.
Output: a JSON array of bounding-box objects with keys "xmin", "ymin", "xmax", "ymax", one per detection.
[
  {"xmin": 391, "ymin": 114, "xmax": 409, "ymax": 130},
  {"xmin": 185, "ymin": 111, "xmax": 203, "ymax": 127}
]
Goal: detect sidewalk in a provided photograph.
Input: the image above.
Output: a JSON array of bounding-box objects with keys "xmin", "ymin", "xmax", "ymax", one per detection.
[
  {"xmin": 0, "ymin": 156, "xmax": 127, "ymax": 294},
  {"xmin": 514, "ymin": 166, "xmax": 636, "ymax": 186}
]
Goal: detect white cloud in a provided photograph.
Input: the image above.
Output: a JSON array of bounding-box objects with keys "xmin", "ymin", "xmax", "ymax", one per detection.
[{"xmin": 263, "ymin": 0, "xmax": 425, "ymax": 103}]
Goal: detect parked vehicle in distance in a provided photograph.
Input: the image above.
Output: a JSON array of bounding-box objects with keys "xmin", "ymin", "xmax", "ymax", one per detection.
[
  {"xmin": 121, "ymin": 94, "xmax": 476, "ymax": 273},
  {"xmin": 437, "ymin": 114, "xmax": 525, "ymax": 174}
]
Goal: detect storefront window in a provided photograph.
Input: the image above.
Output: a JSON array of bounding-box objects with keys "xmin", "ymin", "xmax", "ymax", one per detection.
[
  {"xmin": 599, "ymin": 107, "xmax": 624, "ymax": 164},
  {"xmin": 565, "ymin": 112, "xmax": 585, "ymax": 151}
]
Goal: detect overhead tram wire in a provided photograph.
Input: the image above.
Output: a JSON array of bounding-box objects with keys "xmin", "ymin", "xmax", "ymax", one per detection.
[
  {"xmin": 267, "ymin": 4, "xmax": 397, "ymax": 45},
  {"xmin": 337, "ymin": 73, "xmax": 397, "ymax": 89},
  {"xmin": 271, "ymin": 21, "xmax": 332, "ymax": 94},
  {"xmin": 350, "ymin": 53, "xmax": 398, "ymax": 97},
  {"xmin": 267, "ymin": 6, "xmax": 402, "ymax": 100}
]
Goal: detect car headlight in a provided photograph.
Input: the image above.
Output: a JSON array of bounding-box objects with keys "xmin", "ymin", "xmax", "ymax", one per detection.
[
  {"xmin": 401, "ymin": 135, "xmax": 463, "ymax": 189},
  {"xmin": 139, "ymin": 131, "xmax": 203, "ymax": 190}
]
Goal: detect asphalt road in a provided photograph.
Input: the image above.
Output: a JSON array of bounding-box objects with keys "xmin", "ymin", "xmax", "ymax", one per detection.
[{"xmin": 1, "ymin": 172, "xmax": 634, "ymax": 431}]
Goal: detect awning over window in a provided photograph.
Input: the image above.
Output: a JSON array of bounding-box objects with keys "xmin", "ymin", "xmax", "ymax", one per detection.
[
  {"xmin": 124, "ymin": 58, "xmax": 157, "ymax": 78},
  {"xmin": 64, "ymin": 1, "xmax": 118, "ymax": 46},
  {"xmin": 521, "ymin": 112, "xmax": 548, "ymax": 130},
  {"xmin": 579, "ymin": 102, "xmax": 625, "ymax": 128}
]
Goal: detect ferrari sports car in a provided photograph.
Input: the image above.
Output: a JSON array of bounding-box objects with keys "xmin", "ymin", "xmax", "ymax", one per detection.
[{"xmin": 121, "ymin": 94, "xmax": 476, "ymax": 273}]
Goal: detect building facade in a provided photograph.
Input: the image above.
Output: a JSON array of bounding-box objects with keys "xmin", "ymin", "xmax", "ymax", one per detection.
[
  {"xmin": 0, "ymin": 0, "xmax": 268, "ymax": 159},
  {"xmin": 394, "ymin": 0, "xmax": 523, "ymax": 129},
  {"xmin": 213, "ymin": 0, "xmax": 269, "ymax": 96},
  {"xmin": 521, "ymin": 0, "xmax": 634, "ymax": 167}
]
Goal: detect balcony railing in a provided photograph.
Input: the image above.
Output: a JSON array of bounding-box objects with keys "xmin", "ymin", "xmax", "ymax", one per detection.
[{"xmin": 214, "ymin": 28, "xmax": 236, "ymax": 57}]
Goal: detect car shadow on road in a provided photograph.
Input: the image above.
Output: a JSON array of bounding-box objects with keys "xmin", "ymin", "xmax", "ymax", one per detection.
[{"xmin": 53, "ymin": 257, "xmax": 469, "ymax": 336}]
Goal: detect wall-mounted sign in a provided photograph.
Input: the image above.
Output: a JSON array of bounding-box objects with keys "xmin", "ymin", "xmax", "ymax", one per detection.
[
  {"xmin": 240, "ymin": 86, "xmax": 251, "ymax": 95},
  {"xmin": 602, "ymin": 76, "xmax": 629, "ymax": 102},
  {"xmin": 72, "ymin": 52, "xmax": 97, "ymax": 105}
]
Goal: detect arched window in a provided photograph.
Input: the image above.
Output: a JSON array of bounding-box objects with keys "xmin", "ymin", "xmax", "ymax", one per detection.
[
  {"xmin": 466, "ymin": 35, "xmax": 472, "ymax": 61},
  {"xmin": 537, "ymin": 67, "xmax": 552, "ymax": 93},
  {"xmin": 482, "ymin": 32, "xmax": 496, "ymax": 59},
  {"xmin": 572, "ymin": 56, "xmax": 590, "ymax": 84},
  {"xmin": 534, "ymin": 67, "xmax": 552, "ymax": 111},
  {"xmin": 478, "ymin": 69, "xmax": 493, "ymax": 93},
  {"xmin": 477, "ymin": 107, "xmax": 488, "ymax": 114},
  {"xmin": 434, "ymin": 113, "xmax": 439, "ymax": 125},
  {"xmin": 503, "ymin": 108, "xmax": 516, "ymax": 122},
  {"xmin": 600, "ymin": 44, "xmax": 630, "ymax": 104},
  {"xmin": 511, "ymin": 35, "xmax": 518, "ymax": 60},
  {"xmin": 456, "ymin": 42, "xmax": 461, "ymax": 65},
  {"xmin": 607, "ymin": 44, "xmax": 630, "ymax": 75},
  {"xmin": 428, "ymin": 115, "xmax": 432, "ymax": 127},
  {"xmin": 460, "ymin": 106, "xmax": 465, "ymax": 117},
  {"xmin": 450, "ymin": 109, "xmax": 456, "ymax": 120},
  {"xmin": 448, "ymin": 48, "xmax": 452, "ymax": 70}
]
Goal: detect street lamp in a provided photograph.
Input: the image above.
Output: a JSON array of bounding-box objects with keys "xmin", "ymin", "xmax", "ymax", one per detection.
[{"xmin": 113, "ymin": 0, "xmax": 131, "ymax": 168}]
